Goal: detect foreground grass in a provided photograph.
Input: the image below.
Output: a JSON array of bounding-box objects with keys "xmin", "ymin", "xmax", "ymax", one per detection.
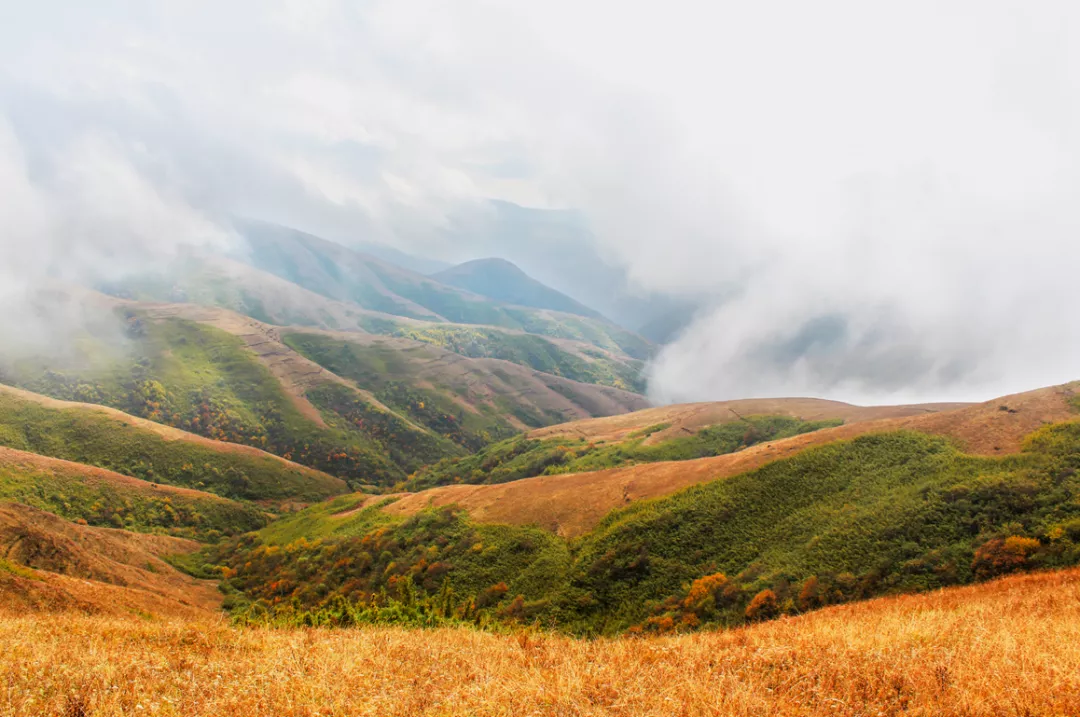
[{"xmin": 3, "ymin": 568, "xmax": 1080, "ymax": 716}]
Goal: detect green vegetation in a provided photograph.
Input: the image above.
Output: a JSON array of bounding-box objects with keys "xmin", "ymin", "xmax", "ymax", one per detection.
[
  {"xmin": 0, "ymin": 315, "xmax": 460, "ymax": 489},
  {"xmin": 211, "ymin": 420, "xmax": 1080, "ymax": 635},
  {"xmin": 388, "ymin": 324, "xmax": 646, "ymax": 393},
  {"xmin": 283, "ymin": 332, "xmax": 528, "ymax": 448},
  {"xmin": 212, "ymin": 506, "xmax": 572, "ymax": 625},
  {"xmin": 407, "ymin": 415, "xmax": 842, "ymax": 490},
  {"xmin": 0, "ymin": 462, "xmax": 265, "ymax": 541},
  {"xmin": 0, "ymin": 390, "xmax": 345, "ymax": 503}
]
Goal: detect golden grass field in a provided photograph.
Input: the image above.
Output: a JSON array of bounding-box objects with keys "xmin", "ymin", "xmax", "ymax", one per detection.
[{"xmin": 4, "ymin": 567, "xmax": 1080, "ymax": 716}]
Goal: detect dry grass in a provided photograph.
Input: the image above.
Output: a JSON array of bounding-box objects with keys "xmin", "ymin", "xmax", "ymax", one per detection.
[
  {"xmin": 0, "ymin": 503, "xmax": 220, "ymax": 617},
  {"xmin": 383, "ymin": 383, "xmax": 1080, "ymax": 537},
  {"xmin": 528, "ymin": 396, "xmax": 972, "ymax": 444},
  {"xmin": 4, "ymin": 568, "xmax": 1080, "ymax": 716}
]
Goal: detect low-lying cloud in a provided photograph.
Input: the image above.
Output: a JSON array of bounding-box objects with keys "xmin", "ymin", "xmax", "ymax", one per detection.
[{"xmin": 3, "ymin": 1, "xmax": 1080, "ymax": 403}]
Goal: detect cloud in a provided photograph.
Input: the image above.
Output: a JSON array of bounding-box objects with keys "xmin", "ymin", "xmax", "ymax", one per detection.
[{"xmin": 2, "ymin": 1, "xmax": 1080, "ymax": 402}]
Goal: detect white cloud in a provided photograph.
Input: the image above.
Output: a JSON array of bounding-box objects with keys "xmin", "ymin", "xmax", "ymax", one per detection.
[{"xmin": 2, "ymin": 0, "xmax": 1080, "ymax": 402}]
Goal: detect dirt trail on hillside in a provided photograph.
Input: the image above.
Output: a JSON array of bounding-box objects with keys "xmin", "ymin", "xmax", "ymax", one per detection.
[{"xmin": 382, "ymin": 384, "xmax": 1078, "ymax": 537}]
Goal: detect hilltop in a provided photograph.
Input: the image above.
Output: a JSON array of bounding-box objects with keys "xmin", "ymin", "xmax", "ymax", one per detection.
[{"xmin": 431, "ymin": 258, "xmax": 605, "ymax": 320}]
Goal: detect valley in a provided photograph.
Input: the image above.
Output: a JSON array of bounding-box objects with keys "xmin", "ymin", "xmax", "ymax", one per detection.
[{"xmin": 2, "ymin": 224, "xmax": 1078, "ymax": 715}]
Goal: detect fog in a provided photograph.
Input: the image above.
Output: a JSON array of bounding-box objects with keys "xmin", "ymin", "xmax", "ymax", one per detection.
[{"xmin": 2, "ymin": 1, "xmax": 1079, "ymax": 402}]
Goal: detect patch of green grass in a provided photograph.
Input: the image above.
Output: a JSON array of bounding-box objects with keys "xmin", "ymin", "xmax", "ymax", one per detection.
[{"xmin": 0, "ymin": 557, "xmax": 39, "ymax": 580}]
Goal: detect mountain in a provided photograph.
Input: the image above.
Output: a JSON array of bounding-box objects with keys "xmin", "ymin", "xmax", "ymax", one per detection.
[
  {"xmin": 103, "ymin": 254, "xmax": 648, "ymax": 392},
  {"xmin": 230, "ymin": 220, "xmax": 653, "ymax": 360},
  {"xmin": 431, "ymin": 258, "xmax": 606, "ymax": 320}
]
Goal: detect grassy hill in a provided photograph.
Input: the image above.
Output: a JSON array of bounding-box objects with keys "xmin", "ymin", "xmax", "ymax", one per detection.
[
  {"xmin": 281, "ymin": 330, "xmax": 648, "ymax": 451},
  {"xmin": 0, "ymin": 385, "xmax": 346, "ymax": 504},
  {"xmin": 206, "ymin": 383, "xmax": 1080, "ymax": 636},
  {"xmin": 0, "ymin": 312, "xmax": 462, "ymax": 489},
  {"xmin": 406, "ymin": 414, "xmax": 843, "ymax": 490},
  {"xmin": 0, "ymin": 446, "xmax": 266, "ymax": 541},
  {"xmin": 0, "ymin": 502, "xmax": 221, "ymax": 617},
  {"xmin": 377, "ymin": 385, "xmax": 1077, "ymax": 537},
  {"xmin": 431, "ymin": 258, "xmax": 605, "ymax": 320}
]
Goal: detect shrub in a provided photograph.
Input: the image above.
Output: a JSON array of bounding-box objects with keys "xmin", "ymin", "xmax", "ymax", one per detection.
[
  {"xmin": 745, "ymin": 589, "xmax": 780, "ymax": 622},
  {"xmin": 972, "ymin": 536, "xmax": 1042, "ymax": 579}
]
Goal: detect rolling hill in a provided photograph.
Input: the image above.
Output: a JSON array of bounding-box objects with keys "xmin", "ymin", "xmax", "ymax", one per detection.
[
  {"xmin": 431, "ymin": 258, "xmax": 605, "ymax": 320},
  {"xmin": 207, "ymin": 381, "xmax": 1080, "ymax": 636},
  {"xmin": 0, "ymin": 502, "xmax": 220, "ymax": 617},
  {"xmin": 0, "ymin": 384, "xmax": 347, "ymax": 505},
  {"xmin": 406, "ymin": 396, "xmax": 970, "ymax": 490}
]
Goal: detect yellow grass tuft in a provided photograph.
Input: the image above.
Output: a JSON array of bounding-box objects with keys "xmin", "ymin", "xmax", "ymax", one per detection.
[{"xmin": 4, "ymin": 568, "xmax": 1080, "ymax": 715}]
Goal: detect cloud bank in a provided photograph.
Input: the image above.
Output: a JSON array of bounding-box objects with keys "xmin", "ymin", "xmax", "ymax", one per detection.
[{"xmin": 2, "ymin": 1, "xmax": 1080, "ymax": 402}]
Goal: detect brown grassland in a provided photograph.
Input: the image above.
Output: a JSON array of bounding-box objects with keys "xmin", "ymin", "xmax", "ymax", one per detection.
[{"xmin": 3, "ymin": 567, "xmax": 1080, "ymax": 716}]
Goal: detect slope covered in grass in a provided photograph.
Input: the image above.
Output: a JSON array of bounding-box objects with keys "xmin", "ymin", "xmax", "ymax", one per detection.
[
  {"xmin": 213, "ymin": 414, "xmax": 1080, "ymax": 635},
  {"xmin": 0, "ymin": 315, "xmax": 460, "ymax": 489},
  {"xmin": 281, "ymin": 331, "xmax": 648, "ymax": 445},
  {"xmin": 0, "ymin": 447, "xmax": 265, "ymax": 541},
  {"xmin": 0, "ymin": 387, "xmax": 345, "ymax": 503},
  {"xmin": 407, "ymin": 414, "xmax": 842, "ymax": 490},
  {"xmin": 6, "ymin": 568, "xmax": 1080, "ymax": 716}
]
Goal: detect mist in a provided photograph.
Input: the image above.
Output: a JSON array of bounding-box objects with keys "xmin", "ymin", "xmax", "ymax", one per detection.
[{"xmin": 2, "ymin": 1, "xmax": 1079, "ymax": 403}]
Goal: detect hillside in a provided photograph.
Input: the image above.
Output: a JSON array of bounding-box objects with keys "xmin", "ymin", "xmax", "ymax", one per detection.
[
  {"xmin": 0, "ymin": 502, "xmax": 220, "ymax": 617},
  {"xmin": 9, "ymin": 564, "xmax": 1077, "ymax": 715},
  {"xmin": 431, "ymin": 258, "xmax": 605, "ymax": 320},
  {"xmin": 207, "ymin": 381, "xmax": 1080, "ymax": 636},
  {"xmin": 378, "ymin": 385, "xmax": 1076, "ymax": 536},
  {"xmin": 233, "ymin": 220, "xmax": 653, "ymax": 359},
  {"xmin": 407, "ymin": 396, "xmax": 968, "ymax": 490},
  {"xmin": 0, "ymin": 445, "xmax": 265, "ymax": 540},
  {"xmin": 107, "ymin": 256, "xmax": 649, "ymax": 392},
  {"xmin": 0, "ymin": 384, "xmax": 347, "ymax": 505}
]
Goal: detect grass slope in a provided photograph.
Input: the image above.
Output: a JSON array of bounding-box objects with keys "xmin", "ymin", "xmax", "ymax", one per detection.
[
  {"xmin": 0, "ymin": 387, "xmax": 345, "ymax": 503},
  {"xmin": 212, "ymin": 415, "xmax": 1080, "ymax": 636},
  {"xmin": 408, "ymin": 415, "xmax": 842, "ymax": 490},
  {"xmin": 281, "ymin": 331, "xmax": 648, "ymax": 441},
  {"xmin": 0, "ymin": 315, "xmax": 459, "ymax": 489},
  {"xmin": 0, "ymin": 447, "xmax": 265, "ymax": 541},
  {"xmin": 5, "ymin": 568, "xmax": 1079, "ymax": 716}
]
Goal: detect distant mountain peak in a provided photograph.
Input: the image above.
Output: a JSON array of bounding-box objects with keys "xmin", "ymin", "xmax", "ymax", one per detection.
[{"xmin": 432, "ymin": 257, "xmax": 606, "ymax": 320}]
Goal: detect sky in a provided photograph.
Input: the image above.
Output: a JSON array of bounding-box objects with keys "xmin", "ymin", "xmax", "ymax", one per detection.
[{"xmin": 1, "ymin": 1, "xmax": 1079, "ymax": 404}]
